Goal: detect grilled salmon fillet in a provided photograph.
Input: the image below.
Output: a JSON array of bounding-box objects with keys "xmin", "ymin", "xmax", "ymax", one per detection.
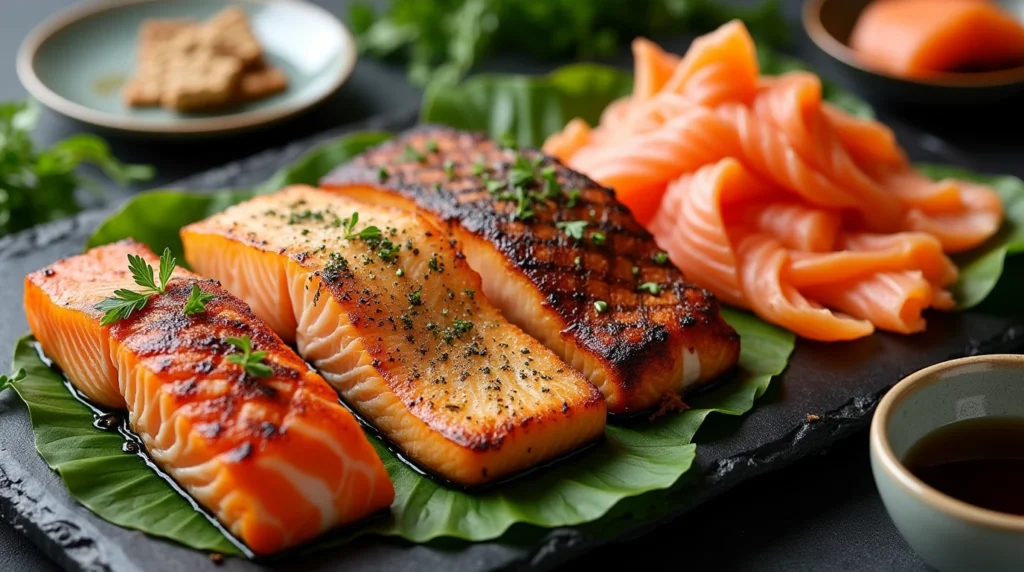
[
  {"xmin": 23, "ymin": 240, "xmax": 394, "ymax": 555},
  {"xmin": 180, "ymin": 186, "xmax": 606, "ymax": 486},
  {"xmin": 320, "ymin": 126, "xmax": 741, "ymax": 414}
]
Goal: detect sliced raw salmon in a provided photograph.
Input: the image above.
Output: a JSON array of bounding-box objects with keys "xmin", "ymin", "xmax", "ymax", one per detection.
[
  {"xmin": 181, "ymin": 186, "xmax": 607, "ymax": 485},
  {"xmin": 850, "ymin": 0, "xmax": 1024, "ymax": 77},
  {"xmin": 23, "ymin": 240, "xmax": 394, "ymax": 555},
  {"xmin": 319, "ymin": 127, "xmax": 741, "ymax": 415}
]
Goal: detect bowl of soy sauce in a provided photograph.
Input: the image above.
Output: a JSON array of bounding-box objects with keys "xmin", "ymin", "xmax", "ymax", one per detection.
[{"xmin": 870, "ymin": 354, "xmax": 1024, "ymax": 572}]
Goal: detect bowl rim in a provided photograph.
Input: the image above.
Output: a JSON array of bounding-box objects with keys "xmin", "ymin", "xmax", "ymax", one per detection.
[
  {"xmin": 871, "ymin": 353, "xmax": 1024, "ymax": 532},
  {"xmin": 802, "ymin": 0, "xmax": 1024, "ymax": 88},
  {"xmin": 15, "ymin": 0, "xmax": 357, "ymax": 136}
]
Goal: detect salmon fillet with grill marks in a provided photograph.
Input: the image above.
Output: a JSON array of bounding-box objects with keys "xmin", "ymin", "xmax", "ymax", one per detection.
[
  {"xmin": 181, "ymin": 186, "xmax": 606, "ymax": 486},
  {"xmin": 23, "ymin": 240, "xmax": 394, "ymax": 555},
  {"xmin": 319, "ymin": 127, "xmax": 740, "ymax": 415}
]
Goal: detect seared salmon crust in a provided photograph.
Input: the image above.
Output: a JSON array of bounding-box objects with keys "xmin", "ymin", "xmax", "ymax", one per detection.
[
  {"xmin": 24, "ymin": 240, "xmax": 395, "ymax": 555},
  {"xmin": 321, "ymin": 126, "xmax": 741, "ymax": 414}
]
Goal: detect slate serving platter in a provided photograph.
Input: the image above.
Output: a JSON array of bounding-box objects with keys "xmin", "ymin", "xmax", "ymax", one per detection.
[{"xmin": 2, "ymin": 107, "xmax": 1024, "ymax": 572}]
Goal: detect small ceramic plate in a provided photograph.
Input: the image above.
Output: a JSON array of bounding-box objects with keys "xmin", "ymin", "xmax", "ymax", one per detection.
[{"xmin": 16, "ymin": 0, "xmax": 356, "ymax": 137}]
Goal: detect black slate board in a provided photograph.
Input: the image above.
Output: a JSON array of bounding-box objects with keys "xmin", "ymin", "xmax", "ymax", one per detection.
[{"xmin": 2, "ymin": 108, "xmax": 1024, "ymax": 572}]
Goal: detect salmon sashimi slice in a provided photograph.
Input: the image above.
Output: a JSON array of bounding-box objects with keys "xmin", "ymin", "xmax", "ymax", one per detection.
[
  {"xmin": 658, "ymin": 19, "xmax": 759, "ymax": 107},
  {"xmin": 181, "ymin": 186, "xmax": 607, "ymax": 485},
  {"xmin": 23, "ymin": 240, "xmax": 394, "ymax": 555},
  {"xmin": 736, "ymin": 233, "xmax": 876, "ymax": 342},
  {"xmin": 320, "ymin": 127, "xmax": 740, "ymax": 415},
  {"xmin": 850, "ymin": 0, "xmax": 1024, "ymax": 77}
]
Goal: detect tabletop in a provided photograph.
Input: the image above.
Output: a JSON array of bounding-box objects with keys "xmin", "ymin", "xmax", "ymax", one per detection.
[{"xmin": 2, "ymin": 1, "xmax": 1019, "ymax": 571}]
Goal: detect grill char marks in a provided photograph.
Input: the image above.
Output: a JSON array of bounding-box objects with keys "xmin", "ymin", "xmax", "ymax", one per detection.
[{"xmin": 321, "ymin": 126, "xmax": 741, "ymax": 414}]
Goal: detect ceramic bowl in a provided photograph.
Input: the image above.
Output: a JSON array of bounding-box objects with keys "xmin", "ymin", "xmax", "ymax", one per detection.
[
  {"xmin": 870, "ymin": 354, "xmax": 1024, "ymax": 572},
  {"xmin": 16, "ymin": 0, "xmax": 356, "ymax": 137},
  {"xmin": 803, "ymin": 0, "xmax": 1024, "ymax": 108}
]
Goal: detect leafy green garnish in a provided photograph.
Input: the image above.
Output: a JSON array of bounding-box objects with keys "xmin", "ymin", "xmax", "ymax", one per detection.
[
  {"xmin": 224, "ymin": 336, "xmax": 273, "ymax": 379},
  {"xmin": 637, "ymin": 282, "xmax": 661, "ymax": 295},
  {"xmin": 350, "ymin": 0, "xmax": 787, "ymax": 89},
  {"xmin": 1, "ymin": 100, "xmax": 153, "ymax": 238},
  {"xmin": 593, "ymin": 300, "xmax": 608, "ymax": 314},
  {"xmin": 556, "ymin": 220, "xmax": 588, "ymax": 240},
  {"xmin": 182, "ymin": 284, "xmax": 216, "ymax": 315},
  {"xmin": 94, "ymin": 248, "xmax": 176, "ymax": 326},
  {"xmin": 342, "ymin": 212, "xmax": 382, "ymax": 241}
]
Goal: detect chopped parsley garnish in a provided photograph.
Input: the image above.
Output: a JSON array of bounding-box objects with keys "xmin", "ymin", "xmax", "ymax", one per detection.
[
  {"xmin": 323, "ymin": 252, "xmax": 350, "ymax": 281},
  {"xmin": 425, "ymin": 139, "xmax": 439, "ymax": 153},
  {"xmin": 508, "ymin": 154, "xmax": 535, "ymax": 187},
  {"xmin": 513, "ymin": 185, "xmax": 535, "ymax": 220},
  {"xmin": 342, "ymin": 212, "xmax": 382, "ymax": 241},
  {"xmin": 590, "ymin": 232, "xmax": 607, "ymax": 246},
  {"xmin": 637, "ymin": 282, "xmax": 661, "ymax": 295},
  {"xmin": 486, "ymin": 179, "xmax": 505, "ymax": 194},
  {"xmin": 556, "ymin": 220, "xmax": 587, "ymax": 240},
  {"xmin": 377, "ymin": 167, "xmax": 389, "ymax": 182},
  {"xmin": 574, "ymin": 256, "xmax": 582, "ymax": 268},
  {"xmin": 594, "ymin": 300, "xmax": 609, "ymax": 313},
  {"xmin": 182, "ymin": 284, "xmax": 216, "ymax": 315},
  {"xmin": 464, "ymin": 288, "xmax": 475, "ymax": 299},
  {"xmin": 443, "ymin": 159, "xmax": 455, "ymax": 180},
  {"xmin": 225, "ymin": 335, "xmax": 273, "ymax": 378},
  {"xmin": 95, "ymin": 248, "xmax": 177, "ymax": 325},
  {"xmin": 566, "ymin": 189, "xmax": 581, "ymax": 208},
  {"xmin": 653, "ymin": 251, "xmax": 669, "ymax": 265},
  {"xmin": 428, "ymin": 253, "xmax": 440, "ymax": 272},
  {"xmin": 396, "ymin": 268, "xmax": 405, "ymax": 277},
  {"xmin": 453, "ymin": 319, "xmax": 474, "ymax": 334},
  {"xmin": 377, "ymin": 239, "xmax": 400, "ymax": 262},
  {"xmin": 408, "ymin": 286, "xmax": 423, "ymax": 306},
  {"xmin": 631, "ymin": 266, "xmax": 640, "ymax": 276},
  {"xmin": 472, "ymin": 157, "xmax": 487, "ymax": 176},
  {"xmin": 401, "ymin": 144, "xmax": 426, "ymax": 163}
]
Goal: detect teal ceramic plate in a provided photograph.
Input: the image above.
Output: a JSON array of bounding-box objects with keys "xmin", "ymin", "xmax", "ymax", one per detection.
[{"xmin": 16, "ymin": 0, "xmax": 355, "ymax": 137}]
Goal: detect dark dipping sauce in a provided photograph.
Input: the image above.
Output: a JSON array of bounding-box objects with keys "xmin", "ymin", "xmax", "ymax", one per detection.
[{"xmin": 903, "ymin": 416, "xmax": 1024, "ymax": 516}]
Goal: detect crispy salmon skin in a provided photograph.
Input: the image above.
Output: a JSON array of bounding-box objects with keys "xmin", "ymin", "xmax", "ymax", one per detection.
[
  {"xmin": 181, "ymin": 186, "xmax": 606, "ymax": 486},
  {"xmin": 23, "ymin": 240, "xmax": 394, "ymax": 555},
  {"xmin": 320, "ymin": 126, "xmax": 741, "ymax": 414}
]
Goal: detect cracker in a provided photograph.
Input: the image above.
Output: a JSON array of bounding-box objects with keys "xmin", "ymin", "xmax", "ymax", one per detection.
[
  {"xmin": 203, "ymin": 7, "xmax": 263, "ymax": 67},
  {"xmin": 160, "ymin": 51, "xmax": 244, "ymax": 111},
  {"xmin": 237, "ymin": 65, "xmax": 288, "ymax": 101}
]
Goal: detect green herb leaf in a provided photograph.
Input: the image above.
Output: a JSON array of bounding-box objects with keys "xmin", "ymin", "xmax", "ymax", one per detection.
[
  {"xmin": 157, "ymin": 248, "xmax": 176, "ymax": 293},
  {"xmin": 343, "ymin": 212, "xmax": 383, "ymax": 241},
  {"xmin": 653, "ymin": 252, "xmax": 669, "ymax": 265},
  {"xmin": 225, "ymin": 336, "xmax": 273, "ymax": 378},
  {"xmin": 95, "ymin": 289, "xmax": 151, "ymax": 326},
  {"xmin": 556, "ymin": 220, "xmax": 588, "ymax": 240},
  {"xmin": 593, "ymin": 300, "xmax": 608, "ymax": 313},
  {"xmin": 182, "ymin": 283, "xmax": 216, "ymax": 316},
  {"xmin": 400, "ymin": 144, "xmax": 425, "ymax": 163},
  {"xmin": 590, "ymin": 232, "xmax": 606, "ymax": 246},
  {"xmin": 637, "ymin": 282, "xmax": 661, "ymax": 295},
  {"xmin": 1, "ymin": 100, "xmax": 153, "ymax": 238},
  {"xmin": 442, "ymin": 159, "xmax": 456, "ymax": 180},
  {"xmin": 127, "ymin": 253, "xmax": 159, "ymax": 293}
]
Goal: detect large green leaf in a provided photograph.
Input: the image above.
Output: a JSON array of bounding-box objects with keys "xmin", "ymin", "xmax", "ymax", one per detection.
[
  {"xmin": 7, "ymin": 336, "xmax": 244, "ymax": 556},
  {"xmin": 420, "ymin": 51, "xmax": 1024, "ymax": 310}
]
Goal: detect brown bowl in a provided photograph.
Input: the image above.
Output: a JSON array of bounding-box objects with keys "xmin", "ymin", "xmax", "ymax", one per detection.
[{"xmin": 803, "ymin": 0, "xmax": 1024, "ymax": 108}]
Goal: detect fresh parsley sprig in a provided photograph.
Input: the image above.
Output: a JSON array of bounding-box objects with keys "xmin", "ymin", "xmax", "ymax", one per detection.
[
  {"xmin": 183, "ymin": 284, "xmax": 216, "ymax": 315},
  {"xmin": 225, "ymin": 335, "xmax": 273, "ymax": 378},
  {"xmin": 342, "ymin": 212, "xmax": 382, "ymax": 241},
  {"xmin": 556, "ymin": 220, "xmax": 587, "ymax": 240},
  {"xmin": 95, "ymin": 248, "xmax": 176, "ymax": 326}
]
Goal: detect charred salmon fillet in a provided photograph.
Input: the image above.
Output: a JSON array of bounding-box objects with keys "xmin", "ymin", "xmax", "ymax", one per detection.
[
  {"xmin": 319, "ymin": 127, "xmax": 741, "ymax": 414},
  {"xmin": 180, "ymin": 185, "xmax": 606, "ymax": 486},
  {"xmin": 23, "ymin": 240, "xmax": 394, "ymax": 555}
]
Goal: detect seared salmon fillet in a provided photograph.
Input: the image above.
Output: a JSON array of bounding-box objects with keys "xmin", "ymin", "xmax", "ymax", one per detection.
[
  {"xmin": 319, "ymin": 127, "xmax": 740, "ymax": 414},
  {"xmin": 23, "ymin": 240, "xmax": 394, "ymax": 555},
  {"xmin": 180, "ymin": 186, "xmax": 606, "ymax": 486}
]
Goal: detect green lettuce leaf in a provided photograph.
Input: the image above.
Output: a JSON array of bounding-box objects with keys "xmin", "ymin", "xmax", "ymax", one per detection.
[
  {"xmin": 420, "ymin": 51, "xmax": 1024, "ymax": 309},
  {"xmin": 6, "ymin": 336, "xmax": 244, "ymax": 556}
]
